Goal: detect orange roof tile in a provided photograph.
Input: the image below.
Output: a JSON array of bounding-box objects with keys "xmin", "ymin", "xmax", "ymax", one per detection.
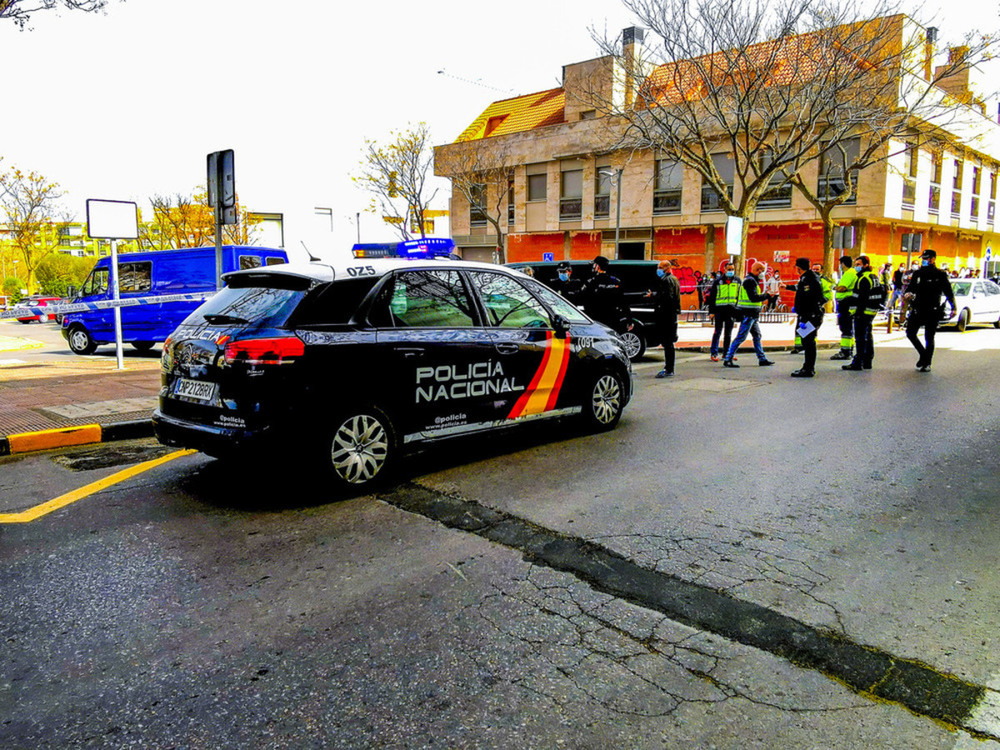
[{"xmin": 456, "ymin": 88, "xmax": 566, "ymax": 142}]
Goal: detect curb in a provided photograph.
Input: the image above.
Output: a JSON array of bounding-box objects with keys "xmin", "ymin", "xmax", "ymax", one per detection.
[{"xmin": 0, "ymin": 419, "xmax": 155, "ymax": 457}]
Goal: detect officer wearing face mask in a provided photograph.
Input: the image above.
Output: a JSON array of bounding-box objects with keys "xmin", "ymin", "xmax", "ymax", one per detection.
[
  {"xmin": 903, "ymin": 249, "xmax": 956, "ymax": 372},
  {"xmin": 831, "ymin": 255, "xmax": 858, "ymax": 360},
  {"xmin": 841, "ymin": 255, "xmax": 884, "ymax": 371},
  {"xmin": 551, "ymin": 262, "xmax": 584, "ymax": 305},
  {"xmin": 707, "ymin": 261, "xmax": 740, "ymax": 362}
]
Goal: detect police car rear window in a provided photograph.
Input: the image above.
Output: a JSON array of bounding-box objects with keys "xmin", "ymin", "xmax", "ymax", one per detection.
[
  {"xmin": 291, "ymin": 277, "xmax": 381, "ymax": 326},
  {"xmin": 187, "ymin": 285, "xmax": 304, "ymax": 328}
]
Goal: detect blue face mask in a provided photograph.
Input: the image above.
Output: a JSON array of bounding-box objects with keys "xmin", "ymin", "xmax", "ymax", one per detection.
[
  {"xmin": 921, "ymin": 260, "xmax": 930, "ymax": 267},
  {"xmin": 725, "ymin": 270, "xmax": 734, "ymax": 278},
  {"xmin": 656, "ymin": 268, "xmax": 666, "ymax": 278},
  {"xmin": 558, "ymin": 272, "xmax": 569, "ymax": 281}
]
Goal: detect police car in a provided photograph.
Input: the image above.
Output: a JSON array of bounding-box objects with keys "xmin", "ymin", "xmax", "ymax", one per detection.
[{"xmin": 152, "ymin": 257, "xmax": 632, "ymax": 489}]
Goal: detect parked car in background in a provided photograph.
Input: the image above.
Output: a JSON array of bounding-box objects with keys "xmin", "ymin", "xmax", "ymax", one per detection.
[
  {"xmin": 507, "ymin": 259, "xmax": 669, "ymax": 360},
  {"xmin": 946, "ymin": 278, "xmax": 1000, "ymax": 331},
  {"xmin": 13, "ymin": 296, "xmax": 61, "ymax": 323}
]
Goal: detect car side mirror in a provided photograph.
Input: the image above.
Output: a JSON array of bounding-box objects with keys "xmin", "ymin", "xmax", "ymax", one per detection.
[{"xmin": 552, "ymin": 314, "xmax": 570, "ymax": 338}]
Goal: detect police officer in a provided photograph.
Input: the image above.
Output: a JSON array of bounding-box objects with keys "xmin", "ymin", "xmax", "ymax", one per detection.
[
  {"xmin": 831, "ymin": 255, "xmax": 858, "ymax": 360},
  {"xmin": 647, "ymin": 260, "xmax": 681, "ymax": 378},
  {"xmin": 786, "ymin": 257, "xmax": 826, "ymax": 377},
  {"xmin": 842, "ymin": 255, "xmax": 882, "ymax": 371},
  {"xmin": 904, "ymin": 248, "xmax": 957, "ymax": 372},
  {"xmin": 707, "ymin": 261, "xmax": 740, "ymax": 362},
  {"xmin": 551, "ymin": 261, "xmax": 584, "ymax": 305},
  {"xmin": 583, "ymin": 255, "xmax": 627, "ymax": 333},
  {"xmin": 788, "ymin": 261, "xmax": 831, "ymax": 356},
  {"xmin": 723, "ymin": 262, "xmax": 775, "ymax": 368}
]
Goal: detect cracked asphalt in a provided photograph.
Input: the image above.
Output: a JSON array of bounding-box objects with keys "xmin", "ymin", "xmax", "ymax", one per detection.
[{"xmin": 2, "ymin": 336, "xmax": 1000, "ymax": 748}]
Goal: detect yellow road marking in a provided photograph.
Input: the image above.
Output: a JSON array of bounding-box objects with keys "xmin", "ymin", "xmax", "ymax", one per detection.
[{"xmin": 0, "ymin": 449, "xmax": 196, "ymax": 524}]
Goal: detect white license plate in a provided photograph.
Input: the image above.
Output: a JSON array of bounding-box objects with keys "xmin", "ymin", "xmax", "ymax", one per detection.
[{"xmin": 175, "ymin": 378, "xmax": 216, "ymax": 402}]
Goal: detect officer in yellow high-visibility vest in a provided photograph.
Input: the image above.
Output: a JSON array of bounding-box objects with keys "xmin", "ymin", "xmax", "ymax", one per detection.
[
  {"xmin": 830, "ymin": 255, "xmax": 858, "ymax": 360},
  {"xmin": 842, "ymin": 255, "xmax": 883, "ymax": 371}
]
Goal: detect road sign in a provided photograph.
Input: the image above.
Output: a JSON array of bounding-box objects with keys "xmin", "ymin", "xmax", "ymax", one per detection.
[{"xmin": 543, "ymin": 252, "xmax": 554, "ymax": 262}]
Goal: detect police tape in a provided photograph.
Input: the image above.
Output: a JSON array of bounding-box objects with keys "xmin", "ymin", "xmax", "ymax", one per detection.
[{"xmin": 0, "ymin": 293, "xmax": 211, "ymax": 321}]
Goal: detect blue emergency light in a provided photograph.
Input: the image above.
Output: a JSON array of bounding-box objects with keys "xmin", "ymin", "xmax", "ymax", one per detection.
[{"xmin": 352, "ymin": 238, "xmax": 455, "ymax": 259}]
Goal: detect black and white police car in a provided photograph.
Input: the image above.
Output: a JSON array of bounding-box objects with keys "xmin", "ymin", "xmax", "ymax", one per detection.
[{"xmin": 153, "ymin": 257, "xmax": 633, "ymax": 489}]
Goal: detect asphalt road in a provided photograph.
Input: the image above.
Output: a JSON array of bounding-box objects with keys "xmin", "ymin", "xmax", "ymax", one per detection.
[{"xmin": 2, "ymin": 329, "xmax": 1000, "ymax": 749}]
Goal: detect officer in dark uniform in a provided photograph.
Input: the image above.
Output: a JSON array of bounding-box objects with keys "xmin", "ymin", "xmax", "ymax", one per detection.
[
  {"xmin": 904, "ymin": 249, "xmax": 957, "ymax": 372},
  {"xmin": 583, "ymin": 255, "xmax": 627, "ymax": 333},
  {"xmin": 786, "ymin": 257, "xmax": 826, "ymax": 377},
  {"xmin": 550, "ymin": 261, "xmax": 585, "ymax": 305},
  {"xmin": 842, "ymin": 255, "xmax": 883, "ymax": 371}
]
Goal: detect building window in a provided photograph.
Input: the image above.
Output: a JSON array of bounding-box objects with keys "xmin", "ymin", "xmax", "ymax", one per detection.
[
  {"xmin": 902, "ymin": 143, "xmax": 918, "ymax": 209},
  {"xmin": 951, "ymin": 159, "xmax": 963, "ymax": 219},
  {"xmin": 989, "ymin": 170, "xmax": 997, "ymax": 223},
  {"xmin": 971, "ymin": 166, "xmax": 981, "ymax": 221},
  {"xmin": 507, "ymin": 178, "xmax": 515, "ymax": 226},
  {"xmin": 469, "ymin": 183, "xmax": 487, "ymax": 228},
  {"xmin": 527, "ymin": 173, "xmax": 547, "ymax": 202},
  {"xmin": 818, "ymin": 139, "xmax": 859, "ymax": 204},
  {"xmin": 701, "ymin": 154, "xmax": 734, "ymax": 212},
  {"xmin": 559, "ymin": 169, "xmax": 583, "ymax": 221},
  {"xmin": 595, "ymin": 168, "xmax": 611, "ymax": 218},
  {"xmin": 929, "ymin": 153, "xmax": 942, "ymax": 214},
  {"xmin": 757, "ymin": 149, "xmax": 792, "ymax": 209},
  {"xmin": 654, "ymin": 160, "xmax": 683, "ymax": 214}
]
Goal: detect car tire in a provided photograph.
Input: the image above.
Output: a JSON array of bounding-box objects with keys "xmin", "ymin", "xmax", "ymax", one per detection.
[
  {"xmin": 620, "ymin": 324, "xmax": 646, "ymax": 361},
  {"xmin": 67, "ymin": 325, "xmax": 97, "ymax": 355},
  {"xmin": 956, "ymin": 308, "xmax": 970, "ymax": 332},
  {"xmin": 322, "ymin": 408, "xmax": 397, "ymax": 489},
  {"xmin": 17, "ymin": 319, "xmax": 31, "ymax": 324},
  {"xmin": 993, "ymin": 316, "xmax": 999, "ymax": 329},
  {"xmin": 132, "ymin": 341, "xmax": 156, "ymax": 352},
  {"xmin": 582, "ymin": 370, "xmax": 625, "ymax": 432}
]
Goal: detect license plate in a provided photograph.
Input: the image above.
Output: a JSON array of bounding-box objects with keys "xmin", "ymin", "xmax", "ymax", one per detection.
[{"xmin": 175, "ymin": 378, "xmax": 216, "ymax": 402}]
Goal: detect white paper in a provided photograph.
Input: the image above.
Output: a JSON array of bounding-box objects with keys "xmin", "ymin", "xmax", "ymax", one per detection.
[{"xmin": 797, "ymin": 321, "xmax": 816, "ymax": 338}]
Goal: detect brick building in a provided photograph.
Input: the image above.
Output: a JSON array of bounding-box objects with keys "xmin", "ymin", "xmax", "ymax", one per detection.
[{"xmin": 435, "ymin": 17, "xmax": 1000, "ymax": 304}]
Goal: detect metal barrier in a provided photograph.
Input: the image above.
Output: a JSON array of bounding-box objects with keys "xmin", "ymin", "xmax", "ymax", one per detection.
[{"xmin": 681, "ymin": 310, "xmax": 795, "ymax": 324}]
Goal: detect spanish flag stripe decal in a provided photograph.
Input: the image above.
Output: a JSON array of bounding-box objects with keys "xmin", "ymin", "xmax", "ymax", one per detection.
[{"xmin": 508, "ymin": 333, "xmax": 571, "ymax": 419}]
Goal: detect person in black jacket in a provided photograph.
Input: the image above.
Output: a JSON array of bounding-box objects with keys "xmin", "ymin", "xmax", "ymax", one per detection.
[
  {"xmin": 646, "ymin": 260, "xmax": 682, "ymax": 378},
  {"xmin": 785, "ymin": 257, "xmax": 825, "ymax": 377},
  {"xmin": 583, "ymin": 255, "xmax": 627, "ymax": 332},
  {"xmin": 550, "ymin": 262, "xmax": 585, "ymax": 305},
  {"xmin": 904, "ymin": 249, "xmax": 957, "ymax": 372}
]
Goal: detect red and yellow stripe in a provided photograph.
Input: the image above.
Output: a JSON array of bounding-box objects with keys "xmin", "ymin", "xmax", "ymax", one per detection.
[{"xmin": 508, "ymin": 333, "xmax": 571, "ymax": 419}]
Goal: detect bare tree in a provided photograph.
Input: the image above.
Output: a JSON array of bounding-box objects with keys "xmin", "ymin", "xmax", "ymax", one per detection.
[
  {"xmin": 1, "ymin": 0, "xmax": 118, "ymax": 29},
  {"xmin": 436, "ymin": 137, "xmax": 517, "ymax": 263},
  {"xmin": 140, "ymin": 189, "xmax": 260, "ymax": 250},
  {"xmin": 0, "ymin": 166, "xmax": 66, "ymax": 294},
  {"xmin": 594, "ymin": 0, "xmax": 997, "ymax": 272},
  {"xmin": 354, "ymin": 123, "xmax": 439, "ymax": 242}
]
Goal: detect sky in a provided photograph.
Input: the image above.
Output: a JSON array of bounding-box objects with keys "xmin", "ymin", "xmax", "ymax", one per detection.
[{"xmin": 1, "ymin": 0, "xmax": 995, "ymax": 263}]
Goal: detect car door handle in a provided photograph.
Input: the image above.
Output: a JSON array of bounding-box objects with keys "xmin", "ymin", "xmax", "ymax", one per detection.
[
  {"xmin": 397, "ymin": 346, "xmax": 426, "ymax": 358},
  {"xmin": 495, "ymin": 342, "xmax": 519, "ymax": 355}
]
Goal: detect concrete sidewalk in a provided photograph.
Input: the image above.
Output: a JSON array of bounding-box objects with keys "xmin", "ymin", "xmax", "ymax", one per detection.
[{"xmin": 0, "ymin": 314, "xmax": 905, "ymax": 455}]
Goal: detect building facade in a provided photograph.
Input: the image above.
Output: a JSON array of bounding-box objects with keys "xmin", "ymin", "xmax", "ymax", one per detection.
[{"xmin": 435, "ymin": 19, "xmax": 1000, "ymax": 304}]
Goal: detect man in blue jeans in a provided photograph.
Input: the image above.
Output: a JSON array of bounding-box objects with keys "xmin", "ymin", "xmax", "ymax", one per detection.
[{"xmin": 723, "ymin": 261, "xmax": 775, "ymax": 368}]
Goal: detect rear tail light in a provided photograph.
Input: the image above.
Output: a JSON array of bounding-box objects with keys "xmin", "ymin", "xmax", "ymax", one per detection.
[{"xmin": 223, "ymin": 335, "xmax": 305, "ymax": 366}]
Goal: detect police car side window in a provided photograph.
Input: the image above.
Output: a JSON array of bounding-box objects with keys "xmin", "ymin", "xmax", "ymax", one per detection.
[
  {"xmin": 469, "ymin": 271, "xmax": 553, "ymax": 329},
  {"xmin": 526, "ymin": 281, "xmax": 590, "ymax": 324},
  {"xmin": 371, "ymin": 270, "xmax": 476, "ymax": 328}
]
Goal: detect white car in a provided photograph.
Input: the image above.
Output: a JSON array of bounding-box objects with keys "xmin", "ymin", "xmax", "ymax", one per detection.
[{"xmin": 948, "ymin": 279, "xmax": 1000, "ymax": 331}]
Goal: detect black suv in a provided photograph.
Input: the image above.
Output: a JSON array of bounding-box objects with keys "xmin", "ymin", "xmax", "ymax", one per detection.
[
  {"xmin": 507, "ymin": 260, "xmax": 666, "ymax": 360},
  {"xmin": 153, "ymin": 260, "xmax": 632, "ymax": 489}
]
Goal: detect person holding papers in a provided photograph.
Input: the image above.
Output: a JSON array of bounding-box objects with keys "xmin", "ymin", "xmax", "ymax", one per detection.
[{"xmin": 786, "ymin": 257, "xmax": 826, "ymax": 378}]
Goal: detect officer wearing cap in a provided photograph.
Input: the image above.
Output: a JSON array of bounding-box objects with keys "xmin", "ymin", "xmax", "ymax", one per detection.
[
  {"xmin": 550, "ymin": 261, "xmax": 584, "ymax": 305},
  {"xmin": 583, "ymin": 255, "xmax": 628, "ymax": 332},
  {"xmin": 904, "ymin": 248, "xmax": 956, "ymax": 372}
]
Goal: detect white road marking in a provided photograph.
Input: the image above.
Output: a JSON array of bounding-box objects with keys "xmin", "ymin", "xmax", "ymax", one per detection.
[{"xmin": 955, "ymin": 678, "xmax": 1000, "ymax": 748}]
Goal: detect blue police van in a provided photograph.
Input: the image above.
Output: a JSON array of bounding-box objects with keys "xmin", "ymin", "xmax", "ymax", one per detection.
[{"xmin": 61, "ymin": 245, "xmax": 287, "ymax": 355}]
